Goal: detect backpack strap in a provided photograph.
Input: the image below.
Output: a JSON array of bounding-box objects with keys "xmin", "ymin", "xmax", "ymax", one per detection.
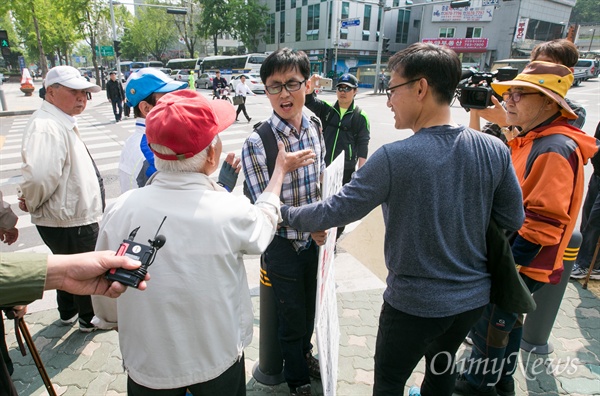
[{"xmin": 254, "ymin": 120, "xmax": 278, "ymax": 177}]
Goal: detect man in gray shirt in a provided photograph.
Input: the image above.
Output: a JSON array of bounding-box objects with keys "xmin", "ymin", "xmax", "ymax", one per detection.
[{"xmin": 281, "ymin": 43, "xmax": 525, "ymax": 396}]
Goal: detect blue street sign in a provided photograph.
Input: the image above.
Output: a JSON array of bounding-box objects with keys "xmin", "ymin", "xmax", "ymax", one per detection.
[{"xmin": 341, "ymin": 18, "xmax": 360, "ymax": 28}]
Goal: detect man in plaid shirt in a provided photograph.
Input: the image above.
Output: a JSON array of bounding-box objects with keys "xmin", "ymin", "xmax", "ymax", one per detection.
[{"xmin": 241, "ymin": 48, "xmax": 327, "ymax": 396}]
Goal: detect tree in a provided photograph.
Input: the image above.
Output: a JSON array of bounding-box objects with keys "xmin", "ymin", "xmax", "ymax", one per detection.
[
  {"xmin": 126, "ymin": 1, "xmax": 177, "ymax": 62},
  {"xmin": 229, "ymin": 0, "xmax": 269, "ymax": 53},
  {"xmin": 570, "ymin": 0, "xmax": 600, "ymax": 24},
  {"xmin": 172, "ymin": 0, "xmax": 201, "ymax": 58},
  {"xmin": 197, "ymin": 0, "xmax": 235, "ymax": 55}
]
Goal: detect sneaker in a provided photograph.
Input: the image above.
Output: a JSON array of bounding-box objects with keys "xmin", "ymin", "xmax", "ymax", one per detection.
[
  {"xmin": 495, "ymin": 379, "xmax": 515, "ymax": 396},
  {"xmin": 570, "ymin": 266, "xmax": 588, "ymax": 279},
  {"xmin": 454, "ymin": 374, "xmax": 498, "ymax": 396},
  {"xmin": 590, "ymin": 268, "xmax": 600, "ymax": 280},
  {"xmin": 60, "ymin": 313, "xmax": 78, "ymax": 326},
  {"xmin": 290, "ymin": 384, "xmax": 312, "ymax": 396},
  {"xmin": 78, "ymin": 318, "xmax": 98, "ymax": 333},
  {"xmin": 305, "ymin": 352, "xmax": 321, "ymax": 379}
]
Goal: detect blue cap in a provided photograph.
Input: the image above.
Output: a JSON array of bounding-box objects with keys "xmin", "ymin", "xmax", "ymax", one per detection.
[
  {"xmin": 336, "ymin": 73, "xmax": 359, "ymax": 88},
  {"xmin": 125, "ymin": 68, "xmax": 188, "ymax": 107}
]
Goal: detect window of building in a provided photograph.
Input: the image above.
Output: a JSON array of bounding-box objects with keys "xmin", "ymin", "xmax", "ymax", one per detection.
[
  {"xmin": 291, "ymin": 0, "xmax": 296, "ymax": 8},
  {"xmin": 393, "ymin": 0, "xmax": 400, "ymax": 6},
  {"xmin": 276, "ymin": 0, "xmax": 285, "ymax": 12},
  {"xmin": 280, "ymin": 11, "xmax": 286, "ymax": 44},
  {"xmin": 466, "ymin": 27, "xmax": 483, "ymax": 38},
  {"xmin": 296, "ymin": 8, "xmax": 302, "ymax": 41},
  {"xmin": 340, "ymin": 28, "xmax": 349, "ymax": 40},
  {"xmin": 342, "ymin": 2, "xmax": 349, "ymax": 20},
  {"xmin": 376, "ymin": 6, "xmax": 382, "ymax": 41},
  {"xmin": 525, "ymin": 19, "xmax": 564, "ymax": 42},
  {"xmin": 395, "ymin": 9, "xmax": 410, "ymax": 43},
  {"xmin": 439, "ymin": 27, "xmax": 455, "ymax": 38},
  {"xmin": 267, "ymin": 14, "xmax": 276, "ymax": 45},
  {"xmin": 328, "ymin": 1, "xmax": 333, "ymax": 39},
  {"xmin": 363, "ymin": 5, "xmax": 371, "ymax": 41},
  {"xmin": 307, "ymin": 4, "xmax": 320, "ymax": 41},
  {"xmin": 303, "ymin": 0, "xmax": 308, "ymax": 6},
  {"xmin": 413, "ymin": 19, "xmax": 420, "ymax": 28}
]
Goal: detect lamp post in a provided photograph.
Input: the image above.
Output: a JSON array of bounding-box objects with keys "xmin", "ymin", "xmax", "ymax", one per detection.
[
  {"xmin": 109, "ymin": 0, "xmax": 121, "ymax": 83},
  {"xmin": 589, "ymin": 28, "xmax": 596, "ymax": 52},
  {"xmin": 276, "ymin": 31, "xmax": 290, "ymax": 50}
]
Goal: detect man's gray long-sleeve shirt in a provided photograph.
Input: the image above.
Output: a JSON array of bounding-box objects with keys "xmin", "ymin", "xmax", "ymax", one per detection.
[{"xmin": 282, "ymin": 125, "xmax": 524, "ymax": 318}]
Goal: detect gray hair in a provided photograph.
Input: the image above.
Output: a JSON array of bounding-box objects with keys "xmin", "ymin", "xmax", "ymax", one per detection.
[{"xmin": 152, "ymin": 135, "xmax": 220, "ymax": 173}]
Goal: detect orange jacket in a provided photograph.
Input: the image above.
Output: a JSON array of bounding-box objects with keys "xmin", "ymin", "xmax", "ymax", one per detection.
[{"xmin": 508, "ymin": 120, "xmax": 598, "ymax": 284}]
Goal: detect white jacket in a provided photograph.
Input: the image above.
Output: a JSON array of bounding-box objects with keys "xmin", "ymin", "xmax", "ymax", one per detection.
[
  {"xmin": 93, "ymin": 171, "xmax": 280, "ymax": 388},
  {"xmin": 20, "ymin": 101, "xmax": 102, "ymax": 227},
  {"xmin": 118, "ymin": 118, "xmax": 146, "ymax": 192}
]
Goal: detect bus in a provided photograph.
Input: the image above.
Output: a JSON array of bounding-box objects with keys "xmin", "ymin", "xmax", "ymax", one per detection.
[
  {"xmin": 200, "ymin": 53, "xmax": 267, "ymax": 81},
  {"xmin": 348, "ymin": 64, "xmax": 388, "ymax": 88},
  {"xmin": 166, "ymin": 58, "xmax": 198, "ymax": 71},
  {"xmin": 120, "ymin": 61, "xmax": 163, "ymax": 81}
]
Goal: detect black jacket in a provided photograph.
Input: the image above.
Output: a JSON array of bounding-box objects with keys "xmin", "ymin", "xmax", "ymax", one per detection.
[
  {"xmin": 106, "ymin": 79, "xmax": 124, "ymax": 101},
  {"xmin": 305, "ymin": 93, "xmax": 370, "ymax": 169}
]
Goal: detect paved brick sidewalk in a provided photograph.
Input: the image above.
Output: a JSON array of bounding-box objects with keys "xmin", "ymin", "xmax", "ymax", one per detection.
[{"xmin": 4, "ymin": 282, "xmax": 599, "ymax": 396}]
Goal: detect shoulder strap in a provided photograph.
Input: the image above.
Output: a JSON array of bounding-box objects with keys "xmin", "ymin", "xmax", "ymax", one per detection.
[
  {"xmin": 254, "ymin": 121, "xmax": 278, "ymax": 177},
  {"xmin": 350, "ymin": 105, "xmax": 362, "ymax": 135}
]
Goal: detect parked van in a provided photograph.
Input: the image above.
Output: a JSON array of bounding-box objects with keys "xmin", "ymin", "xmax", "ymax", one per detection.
[{"xmin": 574, "ymin": 59, "xmax": 597, "ymax": 80}]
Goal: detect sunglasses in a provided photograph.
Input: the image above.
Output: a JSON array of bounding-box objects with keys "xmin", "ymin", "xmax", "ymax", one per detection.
[{"xmin": 337, "ymin": 86, "xmax": 354, "ymax": 93}]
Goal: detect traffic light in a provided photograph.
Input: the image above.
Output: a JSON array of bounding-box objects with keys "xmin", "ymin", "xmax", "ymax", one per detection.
[
  {"xmin": 450, "ymin": 0, "xmax": 471, "ymax": 8},
  {"xmin": 383, "ymin": 38, "xmax": 390, "ymax": 53},
  {"xmin": 113, "ymin": 40, "xmax": 122, "ymax": 58},
  {"xmin": 0, "ymin": 30, "xmax": 10, "ymax": 57}
]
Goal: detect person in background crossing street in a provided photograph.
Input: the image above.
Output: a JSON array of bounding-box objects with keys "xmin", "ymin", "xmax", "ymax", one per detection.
[
  {"xmin": 106, "ymin": 70, "xmax": 125, "ymax": 123},
  {"xmin": 18, "ymin": 65, "xmax": 105, "ymax": 333},
  {"xmin": 118, "ymin": 68, "xmax": 187, "ymax": 192},
  {"xmin": 235, "ymin": 75, "xmax": 255, "ymax": 122}
]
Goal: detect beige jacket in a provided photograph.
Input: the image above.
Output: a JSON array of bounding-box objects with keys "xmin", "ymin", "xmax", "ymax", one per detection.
[{"xmin": 20, "ymin": 101, "xmax": 102, "ymax": 227}]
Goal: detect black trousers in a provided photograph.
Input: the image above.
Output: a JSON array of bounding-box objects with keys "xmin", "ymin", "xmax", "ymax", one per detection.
[
  {"xmin": 236, "ymin": 97, "xmax": 250, "ymax": 121},
  {"xmin": 36, "ymin": 224, "xmax": 99, "ymax": 323},
  {"xmin": 127, "ymin": 354, "xmax": 246, "ymax": 396},
  {"xmin": 373, "ymin": 302, "xmax": 485, "ymax": 396}
]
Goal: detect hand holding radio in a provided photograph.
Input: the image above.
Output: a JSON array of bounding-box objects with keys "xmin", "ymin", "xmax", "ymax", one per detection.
[{"xmin": 106, "ymin": 217, "xmax": 167, "ymax": 289}]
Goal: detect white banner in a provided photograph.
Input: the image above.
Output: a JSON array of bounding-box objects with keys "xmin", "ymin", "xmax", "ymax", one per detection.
[
  {"xmin": 316, "ymin": 152, "xmax": 344, "ymax": 396},
  {"xmin": 514, "ymin": 18, "xmax": 529, "ymax": 42},
  {"xmin": 431, "ymin": 5, "xmax": 495, "ymax": 22}
]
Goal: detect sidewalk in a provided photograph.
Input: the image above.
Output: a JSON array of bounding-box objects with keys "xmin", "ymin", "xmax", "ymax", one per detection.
[
  {"xmin": 4, "ymin": 211, "xmax": 600, "ymax": 395},
  {"xmin": 0, "ymin": 81, "xmax": 45, "ymax": 117}
]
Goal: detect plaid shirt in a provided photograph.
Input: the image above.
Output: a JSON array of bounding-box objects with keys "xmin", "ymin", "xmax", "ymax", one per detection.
[{"xmin": 242, "ymin": 112, "xmax": 326, "ymax": 251}]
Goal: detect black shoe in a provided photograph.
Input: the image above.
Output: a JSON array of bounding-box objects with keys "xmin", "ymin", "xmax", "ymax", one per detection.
[
  {"xmin": 78, "ymin": 318, "xmax": 98, "ymax": 333},
  {"xmin": 495, "ymin": 380, "xmax": 515, "ymax": 396},
  {"xmin": 455, "ymin": 374, "xmax": 497, "ymax": 396},
  {"xmin": 290, "ymin": 384, "xmax": 312, "ymax": 396},
  {"xmin": 247, "ymin": 117, "xmax": 252, "ymax": 123},
  {"xmin": 305, "ymin": 352, "xmax": 320, "ymax": 379}
]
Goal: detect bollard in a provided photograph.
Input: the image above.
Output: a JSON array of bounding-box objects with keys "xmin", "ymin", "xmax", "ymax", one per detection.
[
  {"xmin": 0, "ymin": 85, "xmax": 6, "ymax": 111},
  {"xmin": 521, "ymin": 231, "xmax": 582, "ymax": 354},
  {"xmin": 252, "ymin": 257, "xmax": 285, "ymax": 385}
]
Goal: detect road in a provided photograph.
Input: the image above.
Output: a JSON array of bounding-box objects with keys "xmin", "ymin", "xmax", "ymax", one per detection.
[{"xmin": 0, "ymin": 79, "xmax": 598, "ymax": 256}]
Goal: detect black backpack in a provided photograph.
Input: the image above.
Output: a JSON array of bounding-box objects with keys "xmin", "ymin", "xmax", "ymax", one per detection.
[{"xmin": 243, "ymin": 117, "xmax": 321, "ymax": 203}]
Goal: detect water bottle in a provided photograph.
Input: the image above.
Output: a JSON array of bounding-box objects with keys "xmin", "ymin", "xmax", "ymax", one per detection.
[{"xmin": 408, "ymin": 386, "xmax": 421, "ymax": 396}]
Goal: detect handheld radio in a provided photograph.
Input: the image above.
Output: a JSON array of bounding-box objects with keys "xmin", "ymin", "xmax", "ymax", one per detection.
[{"xmin": 105, "ymin": 216, "xmax": 167, "ymax": 288}]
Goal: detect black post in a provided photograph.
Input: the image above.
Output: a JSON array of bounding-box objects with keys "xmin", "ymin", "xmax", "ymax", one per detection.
[
  {"xmin": 521, "ymin": 231, "xmax": 582, "ymax": 354},
  {"xmin": 252, "ymin": 256, "xmax": 285, "ymax": 385}
]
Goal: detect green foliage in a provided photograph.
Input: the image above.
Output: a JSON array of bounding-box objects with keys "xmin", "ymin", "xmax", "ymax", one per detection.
[
  {"xmin": 124, "ymin": 0, "xmax": 177, "ymax": 61},
  {"xmin": 571, "ymin": 0, "xmax": 600, "ymax": 23}
]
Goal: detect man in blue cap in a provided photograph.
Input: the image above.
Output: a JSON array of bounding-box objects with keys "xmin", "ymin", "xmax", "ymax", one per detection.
[{"xmin": 118, "ymin": 68, "xmax": 188, "ymax": 192}]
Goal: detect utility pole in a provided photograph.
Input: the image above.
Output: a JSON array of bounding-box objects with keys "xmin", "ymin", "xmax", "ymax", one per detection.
[
  {"xmin": 373, "ymin": 0, "xmax": 386, "ymax": 95},
  {"xmin": 109, "ymin": 0, "xmax": 122, "ymax": 83}
]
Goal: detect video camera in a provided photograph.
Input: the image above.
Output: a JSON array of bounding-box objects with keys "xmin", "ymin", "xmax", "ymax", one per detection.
[
  {"xmin": 458, "ymin": 67, "xmax": 519, "ymax": 110},
  {"xmin": 105, "ymin": 216, "xmax": 167, "ymax": 288}
]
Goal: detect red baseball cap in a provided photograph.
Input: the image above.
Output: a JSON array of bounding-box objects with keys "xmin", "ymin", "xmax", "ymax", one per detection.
[{"xmin": 146, "ymin": 90, "xmax": 236, "ymax": 161}]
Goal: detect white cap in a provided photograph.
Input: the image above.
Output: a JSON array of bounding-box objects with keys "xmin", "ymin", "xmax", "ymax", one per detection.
[{"xmin": 45, "ymin": 66, "xmax": 101, "ymax": 93}]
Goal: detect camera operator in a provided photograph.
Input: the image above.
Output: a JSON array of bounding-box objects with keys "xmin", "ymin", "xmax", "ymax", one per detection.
[
  {"xmin": 468, "ymin": 39, "xmax": 586, "ymax": 141},
  {"xmin": 455, "ymin": 61, "xmax": 599, "ymax": 396}
]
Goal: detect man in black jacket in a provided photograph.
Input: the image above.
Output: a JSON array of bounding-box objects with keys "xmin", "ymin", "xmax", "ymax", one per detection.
[
  {"xmin": 305, "ymin": 73, "xmax": 370, "ymax": 184},
  {"xmin": 106, "ymin": 71, "xmax": 125, "ymax": 122},
  {"xmin": 212, "ymin": 70, "xmax": 228, "ymax": 99}
]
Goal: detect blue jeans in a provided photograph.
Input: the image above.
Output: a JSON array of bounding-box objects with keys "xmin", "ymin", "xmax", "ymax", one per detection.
[
  {"xmin": 576, "ymin": 174, "xmax": 600, "ymax": 270},
  {"xmin": 463, "ymin": 274, "xmax": 544, "ymax": 391},
  {"xmin": 373, "ymin": 302, "xmax": 485, "ymax": 396},
  {"xmin": 263, "ymin": 236, "xmax": 318, "ymax": 389}
]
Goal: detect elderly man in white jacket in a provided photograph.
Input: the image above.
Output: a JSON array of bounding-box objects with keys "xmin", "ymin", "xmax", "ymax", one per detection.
[{"xmin": 92, "ymin": 90, "xmax": 315, "ymax": 395}]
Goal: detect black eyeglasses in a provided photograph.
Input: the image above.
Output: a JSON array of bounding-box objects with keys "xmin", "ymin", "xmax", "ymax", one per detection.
[
  {"xmin": 502, "ymin": 91, "xmax": 541, "ymax": 103},
  {"xmin": 266, "ymin": 80, "xmax": 306, "ymax": 95},
  {"xmin": 385, "ymin": 78, "xmax": 421, "ymax": 100},
  {"xmin": 337, "ymin": 86, "xmax": 354, "ymax": 93}
]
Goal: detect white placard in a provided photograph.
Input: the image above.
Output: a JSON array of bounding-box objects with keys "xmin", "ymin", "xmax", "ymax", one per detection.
[{"xmin": 316, "ymin": 152, "xmax": 344, "ymax": 396}]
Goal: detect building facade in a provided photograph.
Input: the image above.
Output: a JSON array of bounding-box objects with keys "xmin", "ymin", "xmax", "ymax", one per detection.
[{"xmin": 258, "ymin": 0, "xmax": 575, "ymax": 75}]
